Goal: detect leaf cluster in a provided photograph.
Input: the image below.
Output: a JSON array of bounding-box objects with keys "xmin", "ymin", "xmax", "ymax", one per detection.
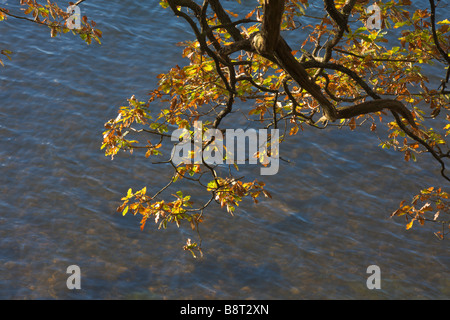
[
  {"xmin": 98, "ymin": 0, "xmax": 450, "ymax": 254},
  {"xmin": 392, "ymin": 187, "xmax": 450, "ymax": 239},
  {"xmin": 0, "ymin": 0, "xmax": 102, "ymax": 52}
]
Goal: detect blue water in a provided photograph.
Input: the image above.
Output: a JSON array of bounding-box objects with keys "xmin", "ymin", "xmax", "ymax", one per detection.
[{"xmin": 0, "ymin": 0, "xmax": 448, "ymax": 299}]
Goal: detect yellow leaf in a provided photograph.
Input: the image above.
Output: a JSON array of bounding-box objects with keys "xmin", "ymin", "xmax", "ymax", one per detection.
[
  {"xmin": 437, "ymin": 19, "xmax": 450, "ymax": 24},
  {"xmin": 122, "ymin": 206, "xmax": 129, "ymax": 216},
  {"xmin": 202, "ymin": 63, "xmax": 214, "ymax": 72}
]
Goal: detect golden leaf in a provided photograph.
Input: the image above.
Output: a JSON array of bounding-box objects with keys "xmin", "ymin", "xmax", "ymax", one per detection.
[
  {"xmin": 122, "ymin": 206, "xmax": 129, "ymax": 216},
  {"xmin": 406, "ymin": 219, "xmax": 414, "ymax": 230}
]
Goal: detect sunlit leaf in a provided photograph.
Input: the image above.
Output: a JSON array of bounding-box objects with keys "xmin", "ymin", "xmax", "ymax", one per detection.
[{"xmin": 406, "ymin": 219, "xmax": 414, "ymax": 230}]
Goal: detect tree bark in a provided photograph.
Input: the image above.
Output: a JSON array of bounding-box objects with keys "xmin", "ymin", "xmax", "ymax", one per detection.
[
  {"xmin": 324, "ymin": 0, "xmax": 349, "ymax": 32},
  {"xmin": 259, "ymin": 0, "xmax": 284, "ymax": 54},
  {"xmin": 337, "ymin": 99, "xmax": 416, "ymax": 128}
]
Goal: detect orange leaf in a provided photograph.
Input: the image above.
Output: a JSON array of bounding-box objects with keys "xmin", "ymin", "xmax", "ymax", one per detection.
[
  {"xmin": 225, "ymin": 9, "xmax": 238, "ymax": 18},
  {"xmin": 140, "ymin": 215, "xmax": 148, "ymax": 231},
  {"xmin": 406, "ymin": 219, "xmax": 414, "ymax": 230},
  {"xmin": 245, "ymin": 8, "xmax": 256, "ymax": 19}
]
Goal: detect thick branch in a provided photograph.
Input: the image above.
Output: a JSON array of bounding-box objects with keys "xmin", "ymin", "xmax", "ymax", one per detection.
[
  {"xmin": 213, "ymin": 93, "xmax": 235, "ymax": 128},
  {"xmin": 274, "ymin": 37, "xmax": 339, "ymax": 121},
  {"xmin": 323, "ymin": 0, "xmax": 349, "ymax": 32},
  {"xmin": 336, "ymin": 99, "xmax": 417, "ymax": 128},
  {"xmin": 167, "ymin": 0, "xmax": 236, "ymax": 94},
  {"xmin": 429, "ymin": 0, "xmax": 450, "ymax": 65},
  {"xmin": 429, "ymin": 0, "xmax": 450, "ymax": 93},
  {"xmin": 301, "ymin": 60, "xmax": 417, "ymax": 127},
  {"xmin": 170, "ymin": 0, "xmax": 417, "ymax": 130},
  {"xmin": 208, "ymin": 0, "xmax": 243, "ymax": 41},
  {"xmin": 252, "ymin": 0, "xmax": 285, "ymax": 55},
  {"xmin": 318, "ymin": 0, "xmax": 355, "ymax": 64}
]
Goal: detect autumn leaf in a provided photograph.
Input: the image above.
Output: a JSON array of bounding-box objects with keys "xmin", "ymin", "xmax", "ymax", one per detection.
[
  {"xmin": 50, "ymin": 27, "xmax": 57, "ymax": 37},
  {"xmin": 224, "ymin": 9, "xmax": 238, "ymax": 18},
  {"xmin": 262, "ymin": 190, "xmax": 272, "ymax": 199},
  {"xmin": 437, "ymin": 19, "xmax": 450, "ymax": 24},
  {"xmin": 406, "ymin": 219, "xmax": 414, "ymax": 230},
  {"xmin": 404, "ymin": 150, "xmax": 411, "ymax": 162},
  {"xmin": 433, "ymin": 211, "xmax": 440, "ymax": 220},
  {"xmin": 348, "ymin": 118, "xmax": 356, "ymax": 131},
  {"xmin": 245, "ymin": 8, "xmax": 256, "ymax": 19}
]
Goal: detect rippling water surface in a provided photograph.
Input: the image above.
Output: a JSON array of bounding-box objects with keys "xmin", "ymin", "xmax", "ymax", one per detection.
[{"xmin": 0, "ymin": 0, "xmax": 448, "ymax": 299}]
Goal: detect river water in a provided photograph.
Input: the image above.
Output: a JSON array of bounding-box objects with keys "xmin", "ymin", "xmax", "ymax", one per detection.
[{"xmin": 0, "ymin": 0, "xmax": 448, "ymax": 299}]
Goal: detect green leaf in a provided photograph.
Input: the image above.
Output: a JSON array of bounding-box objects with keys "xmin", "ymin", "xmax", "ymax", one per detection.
[{"xmin": 354, "ymin": 27, "xmax": 367, "ymax": 34}]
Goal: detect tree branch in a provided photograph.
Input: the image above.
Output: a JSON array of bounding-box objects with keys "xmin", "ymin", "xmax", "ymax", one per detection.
[
  {"xmin": 429, "ymin": 0, "xmax": 450, "ymax": 65},
  {"xmin": 252, "ymin": 0, "xmax": 285, "ymax": 55},
  {"xmin": 208, "ymin": 0, "xmax": 243, "ymax": 41},
  {"xmin": 323, "ymin": 0, "xmax": 349, "ymax": 32},
  {"xmin": 336, "ymin": 99, "xmax": 416, "ymax": 128},
  {"xmin": 274, "ymin": 37, "xmax": 339, "ymax": 121}
]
